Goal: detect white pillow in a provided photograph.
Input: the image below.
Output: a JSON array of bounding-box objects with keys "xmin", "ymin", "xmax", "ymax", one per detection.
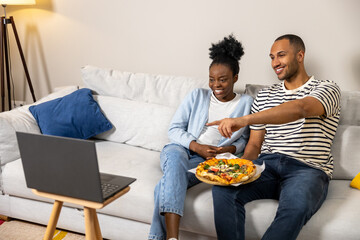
[
  {"xmin": 94, "ymin": 95, "xmax": 176, "ymax": 151},
  {"xmin": 0, "ymin": 86, "xmax": 79, "ymax": 165},
  {"xmin": 81, "ymin": 65, "xmax": 208, "ymax": 108}
]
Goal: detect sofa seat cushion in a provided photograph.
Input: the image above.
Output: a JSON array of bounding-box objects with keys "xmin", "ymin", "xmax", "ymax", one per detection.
[
  {"xmin": 94, "ymin": 141, "xmax": 162, "ymax": 222},
  {"xmin": 298, "ymin": 180, "xmax": 360, "ymax": 240}
]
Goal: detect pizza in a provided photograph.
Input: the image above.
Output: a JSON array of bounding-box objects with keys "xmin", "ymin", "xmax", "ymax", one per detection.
[{"xmin": 196, "ymin": 158, "xmax": 257, "ymax": 185}]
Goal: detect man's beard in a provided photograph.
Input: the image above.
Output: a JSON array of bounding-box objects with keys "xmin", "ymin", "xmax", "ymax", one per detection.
[{"xmin": 277, "ymin": 64, "xmax": 299, "ymax": 81}]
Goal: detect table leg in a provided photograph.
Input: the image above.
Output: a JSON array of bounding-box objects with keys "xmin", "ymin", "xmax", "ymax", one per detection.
[
  {"xmin": 84, "ymin": 207, "xmax": 100, "ymax": 240},
  {"xmin": 43, "ymin": 200, "xmax": 63, "ymax": 240},
  {"xmin": 92, "ymin": 209, "xmax": 103, "ymax": 240}
]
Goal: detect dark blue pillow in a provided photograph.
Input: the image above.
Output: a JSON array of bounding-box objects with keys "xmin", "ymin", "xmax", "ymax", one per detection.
[{"xmin": 29, "ymin": 88, "xmax": 112, "ymax": 139}]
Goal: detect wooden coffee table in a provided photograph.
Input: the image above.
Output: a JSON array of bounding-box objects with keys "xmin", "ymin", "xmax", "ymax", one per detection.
[{"xmin": 32, "ymin": 186, "xmax": 130, "ymax": 240}]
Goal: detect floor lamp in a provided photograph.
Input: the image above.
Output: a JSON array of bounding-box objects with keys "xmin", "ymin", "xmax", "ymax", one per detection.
[{"xmin": 0, "ymin": 0, "xmax": 36, "ymax": 112}]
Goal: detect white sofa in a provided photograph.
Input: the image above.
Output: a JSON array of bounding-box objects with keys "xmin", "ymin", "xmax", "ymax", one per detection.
[{"xmin": 1, "ymin": 65, "xmax": 360, "ymax": 240}]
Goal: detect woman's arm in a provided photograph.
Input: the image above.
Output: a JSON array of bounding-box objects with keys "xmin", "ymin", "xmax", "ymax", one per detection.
[{"xmin": 167, "ymin": 90, "xmax": 202, "ymax": 148}]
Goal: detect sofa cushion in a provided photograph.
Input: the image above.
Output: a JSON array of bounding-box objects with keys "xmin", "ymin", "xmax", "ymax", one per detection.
[
  {"xmin": 94, "ymin": 95, "xmax": 176, "ymax": 151},
  {"xmin": 332, "ymin": 125, "xmax": 360, "ymax": 180},
  {"xmin": 244, "ymin": 84, "xmax": 269, "ymax": 99},
  {"xmin": 81, "ymin": 65, "xmax": 208, "ymax": 108},
  {"xmin": 338, "ymin": 91, "xmax": 360, "ymax": 126},
  {"xmin": 0, "ymin": 86, "xmax": 79, "ymax": 166},
  {"xmin": 29, "ymin": 88, "xmax": 113, "ymax": 139},
  {"xmin": 330, "ymin": 91, "xmax": 360, "ymax": 180}
]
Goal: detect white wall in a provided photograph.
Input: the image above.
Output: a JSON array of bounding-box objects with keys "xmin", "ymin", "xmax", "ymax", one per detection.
[{"xmin": 5, "ymin": 0, "xmax": 360, "ymax": 105}]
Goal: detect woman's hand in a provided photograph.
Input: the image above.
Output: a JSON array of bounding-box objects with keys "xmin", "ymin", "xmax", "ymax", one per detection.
[
  {"xmin": 190, "ymin": 141, "xmax": 222, "ymax": 159},
  {"xmin": 189, "ymin": 141, "xmax": 236, "ymax": 159},
  {"xmin": 207, "ymin": 117, "xmax": 248, "ymax": 138}
]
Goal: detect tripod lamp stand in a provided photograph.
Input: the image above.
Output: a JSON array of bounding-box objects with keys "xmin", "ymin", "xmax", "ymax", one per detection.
[{"xmin": 0, "ymin": 0, "xmax": 36, "ymax": 112}]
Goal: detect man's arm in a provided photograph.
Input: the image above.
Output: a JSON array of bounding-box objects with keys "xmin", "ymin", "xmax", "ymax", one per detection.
[
  {"xmin": 208, "ymin": 96, "xmax": 325, "ymax": 138},
  {"xmin": 241, "ymin": 129, "xmax": 265, "ymax": 160}
]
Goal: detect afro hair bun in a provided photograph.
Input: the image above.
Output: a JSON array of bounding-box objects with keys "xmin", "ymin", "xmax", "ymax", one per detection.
[{"xmin": 209, "ymin": 34, "xmax": 244, "ymax": 61}]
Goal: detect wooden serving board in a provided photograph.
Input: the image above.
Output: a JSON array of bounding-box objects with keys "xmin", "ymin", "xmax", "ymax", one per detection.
[{"xmin": 195, "ymin": 171, "xmax": 261, "ymax": 186}]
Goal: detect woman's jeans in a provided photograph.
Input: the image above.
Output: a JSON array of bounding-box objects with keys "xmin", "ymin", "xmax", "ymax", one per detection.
[
  {"xmin": 148, "ymin": 144, "xmax": 203, "ymax": 240},
  {"xmin": 212, "ymin": 153, "xmax": 329, "ymax": 240}
]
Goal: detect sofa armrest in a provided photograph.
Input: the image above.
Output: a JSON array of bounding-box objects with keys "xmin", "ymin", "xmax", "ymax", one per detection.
[
  {"xmin": 0, "ymin": 106, "xmax": 41, "ymax": 166},
  {"xmin": 0, "ymin": 86, "xmax": 79, "ymax": 195}
]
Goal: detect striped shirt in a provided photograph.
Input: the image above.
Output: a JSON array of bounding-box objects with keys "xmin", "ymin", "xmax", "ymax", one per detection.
[{"xmin": 250, "ymin": 76, "xmax": 341, "ymax": 178}]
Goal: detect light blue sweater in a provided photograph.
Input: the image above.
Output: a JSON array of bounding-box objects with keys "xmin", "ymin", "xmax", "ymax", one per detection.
[{"xmin": 168, "ymin": 88, "xmax": 253, "ymax": 155}]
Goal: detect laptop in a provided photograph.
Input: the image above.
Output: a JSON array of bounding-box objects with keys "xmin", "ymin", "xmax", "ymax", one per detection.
[{"xmin": 16, "ymin": 131, "xmax": 136, "ymax": 203}]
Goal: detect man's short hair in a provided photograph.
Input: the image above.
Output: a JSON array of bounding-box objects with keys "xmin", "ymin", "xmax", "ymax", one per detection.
[{"xmin": 275, "ymin": 34, "xmax": 305, "ymax": 53}]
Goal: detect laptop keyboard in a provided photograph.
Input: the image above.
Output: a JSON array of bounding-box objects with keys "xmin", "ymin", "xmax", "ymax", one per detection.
[{"xmin": 101, "ymin": 183, "xmax": 122, "ymax": 199}]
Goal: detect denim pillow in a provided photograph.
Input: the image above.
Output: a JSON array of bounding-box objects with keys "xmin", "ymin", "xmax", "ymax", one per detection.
[{"xmin": 29, "ymin": 88, "xmax": 112, "ymax": 139}]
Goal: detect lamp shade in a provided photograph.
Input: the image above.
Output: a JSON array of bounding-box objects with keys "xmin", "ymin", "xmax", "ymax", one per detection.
[{"xmin": 0, "ymin": 0, "xmax": 36, "ymax": 5}]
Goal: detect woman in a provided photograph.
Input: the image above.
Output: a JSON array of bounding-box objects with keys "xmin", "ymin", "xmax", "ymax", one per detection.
[{"xmin": 148, "ymin": 34, "xmax": 253, "ymax": 240}]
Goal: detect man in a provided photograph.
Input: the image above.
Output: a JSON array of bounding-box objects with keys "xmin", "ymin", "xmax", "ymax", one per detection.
[{"xmin": 207, "ymin": 34, "xmax": 341, "ymax": 240}]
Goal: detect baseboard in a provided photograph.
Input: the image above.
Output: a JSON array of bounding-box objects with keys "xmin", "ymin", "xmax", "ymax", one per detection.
[{"xmin": 0, "ymin": 215, "xmax": 11, "ymax": 221}]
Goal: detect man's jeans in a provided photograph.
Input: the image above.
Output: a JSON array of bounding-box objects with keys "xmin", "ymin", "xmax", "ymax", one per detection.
[
  {"xmin": 212, "ymin": 153, "xmax": 329, "ymax": 240},
  {"xmin": 148, "ymin": 144, "xmax": 203, "ymax": 240}
]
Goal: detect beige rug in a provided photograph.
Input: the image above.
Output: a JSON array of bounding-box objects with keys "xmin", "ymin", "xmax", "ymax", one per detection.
[{"xmin": 0, "ymin": 220, "xmax": 85, "ymax": 240}]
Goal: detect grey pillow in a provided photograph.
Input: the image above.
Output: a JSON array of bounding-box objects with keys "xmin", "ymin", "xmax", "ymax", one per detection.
[
  {"xmin": 244, "ymin": 84, "xmax": 269, "ymax": 99},
  {"xmin": 338, "ymin": 91, "xmax": 360, "ymax": 126}
]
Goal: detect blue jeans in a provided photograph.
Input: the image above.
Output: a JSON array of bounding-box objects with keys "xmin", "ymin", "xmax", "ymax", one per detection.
[
  {"xmin": 212, "ymin": 153, "xmax": 329, "ymax": 240},
  {"xmin": 148, "ymin": 143, "xmax": 204, "ymax": 240}
]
